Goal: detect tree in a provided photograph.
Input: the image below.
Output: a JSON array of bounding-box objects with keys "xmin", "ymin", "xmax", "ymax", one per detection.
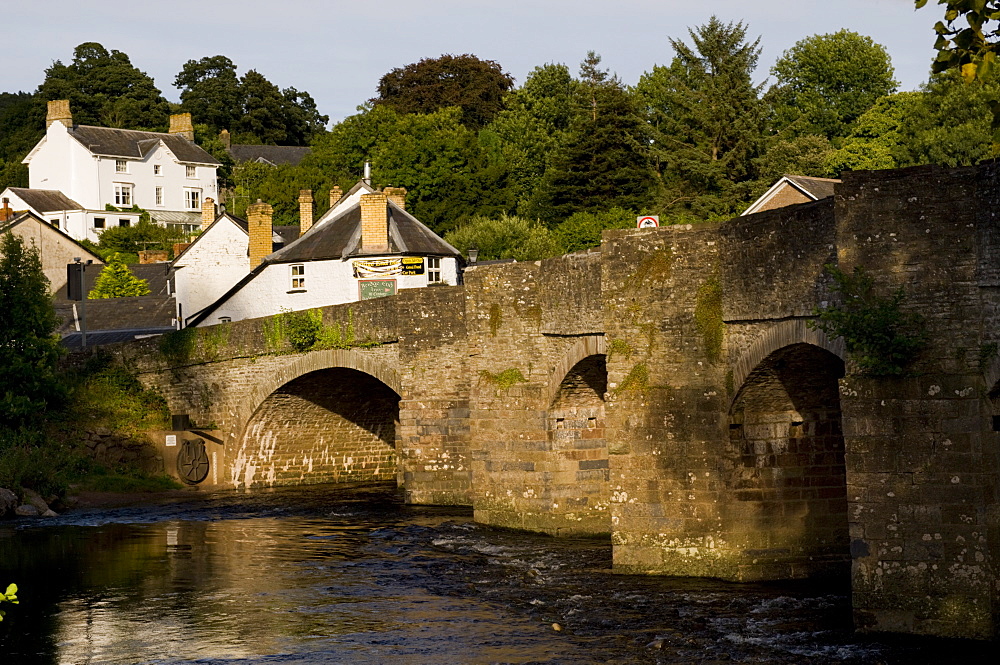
[
  {"xmin": 88, "ymin": 253, "xmax": 150, "ymax": 299},
  {"xmin": 443, "ymin": 214, "xmax": 559, "ymax": 261},
  {"xmin": 753, "ymin": 135, "xmax": 835, "ymax": 183},
  {"xmin": 768, "ymin": 30, "xmax": 897, "ymax": 140},
  {"xmin": 174, "ymin": 55, "xmax": 242, "ymax": 133},
  {"xmin": 373, "ymin": 54, "xmax": 515, "ymax": 129},
  {"xmin": 916, "ymin": 0, "xmax": 1000, "ymax": 82},
  {"xmin": 894, "ymin": 70, "xmax": 1000, "ymax": 167},
  {"xmin": 37, "ymin": 42, "xmax": 170, "ymax": 130},
  {"xmin": 552, "ymin": 207, "xmax": 636, "ymax": 253},
  {"xmin": 825, "ymin": 92, "xmax": 922, "ymax": 173},
  {"xmin": 635, "ymin": 17, "xmax": 764, "ymax": 216},
  {"xmin": 0, "ymin": 233, "xmax": 64, "ymax": 427},
  {"xmin": 529, "ymin": 52, "xmax": 654, "ymax": 224}
]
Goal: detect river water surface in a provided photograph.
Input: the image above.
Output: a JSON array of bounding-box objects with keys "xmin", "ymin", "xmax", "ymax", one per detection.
[{"xmin": 0, "ymin": 483, "xmax": 992, "ymax": 664}]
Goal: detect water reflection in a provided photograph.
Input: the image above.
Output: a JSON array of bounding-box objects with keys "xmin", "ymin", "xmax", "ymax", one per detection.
[{"xmin": 0, "ymin": 483, "xmax": 993, "ymax": 664}]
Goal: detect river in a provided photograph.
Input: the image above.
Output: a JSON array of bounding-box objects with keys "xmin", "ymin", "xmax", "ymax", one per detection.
[{"xmin": 0, "ymin": 483, "xmax": 992, "ymax": 664}]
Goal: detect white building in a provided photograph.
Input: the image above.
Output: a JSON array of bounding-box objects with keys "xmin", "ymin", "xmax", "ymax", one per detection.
[
  {"xmin": 185, "ymin": 186, "xmax": 461, "ymax": 327},
  {"xmin": 0, "ymin": 187, "xmax": 140, "ymax": 243},
  {"xmin": 16, "ymin": 100, "xmax": 220, "ymax": 241}
]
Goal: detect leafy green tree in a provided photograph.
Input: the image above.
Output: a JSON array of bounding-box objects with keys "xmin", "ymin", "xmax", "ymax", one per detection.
[
  {"xmin": 85, "ymin": 219, "xmax": 186, "ymax": 263},
  {"xmin": 482, "ymin": 63, "xmax": 577, "ymax": 213},
  {"xmin": 443, "ymin": 214, "xmax": 559, "ymax": 261},
  {"xmin": 636, "ymin": 18, "xmax": 764, "ymax": 217},
  {"xmin": 174, "ymin": 55, "xmax": 242, "ymax": 132},
  {"xmin": 0, "ymin": 91, "xmax": 43, "ymax": 170},
  {"xmin": 0, "ymin": 233, "xmax": 65, "ymax": 427},
  {"xmin": 825, "ymin": 92, "xmax": 922, "ymax": 173},
  {"xmin": 768, "ymin": 30, "xmax": 897, "ymax": 140},
  {"xmin": 88, "ymin": 253, "xmax": 150, "ymax": 299},
  {"xmin": 895, "ymin": 70, "xmax": 1000, "ymax": 167},
  {"xmin": 753, "ymin": 134, "xmax": 835, "ymax": 183},
  {"xmin": 373, "ymin": 54, "xmax": 515, "ymax": 129},
  {"xmin": 37, "ymin": 42, "xmax": 170, "ymax": 130},
  {"xmin": 552, "ymin": 207, "xmax": 636, "ymax": 253},
  {"xmin": 529, "ymin": 52, "xmax": 654, "ymax": 224},
  {"xmin": 916, "ymin": 0, "xmax": 1000, "ymax": 81}
]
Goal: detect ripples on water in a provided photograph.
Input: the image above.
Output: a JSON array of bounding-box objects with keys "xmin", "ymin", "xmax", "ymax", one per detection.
[{"xmin": 0, "ymin": 483, "xmax": 992, "ymax": 664}]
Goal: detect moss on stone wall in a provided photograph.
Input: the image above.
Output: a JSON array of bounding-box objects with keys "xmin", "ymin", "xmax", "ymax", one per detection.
[
  {"xmin": 695, "ymin": 276, "xmax": 723, "ymax": 363},
  {"xmin": 615, "ymin": 363, "xmax": 649, "ymax": 394},
  {"xmin": 629, "ymin": 248, "xmax": 673, "ymax": 284},
  {"xmin": 489, "ymin": 304, "xmax": 503, "ymax": 337},
  {"xmin": 607, "ymin": 339, "xmax": 633, "ymax": 362},
  {"xmin": 478, "ymin": 368, "xmax": 527, "ymax": 391}
]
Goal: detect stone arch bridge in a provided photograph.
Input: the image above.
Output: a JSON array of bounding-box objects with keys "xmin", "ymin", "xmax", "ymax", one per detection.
[{"xmin": 118, "ymin": 165, "xmax": 1000, "ymax": 639}]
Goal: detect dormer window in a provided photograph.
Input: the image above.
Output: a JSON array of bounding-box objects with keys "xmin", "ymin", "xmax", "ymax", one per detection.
[
  {"xmin": 186, "ymin": 165, "xmax": 196, "ymax": 178},
  {"xmin": 115, "ymin": 159, "xmax": 127, "ymax": 173}
]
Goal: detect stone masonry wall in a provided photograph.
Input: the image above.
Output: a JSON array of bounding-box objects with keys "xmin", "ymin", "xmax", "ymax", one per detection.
[
  {"xmin": 836, "ymin": 165, "xmax": 1000, "ymax": 639},
  {"xmin": 465, "ymin": 253, "xmax": 609, "ymax": 535}
]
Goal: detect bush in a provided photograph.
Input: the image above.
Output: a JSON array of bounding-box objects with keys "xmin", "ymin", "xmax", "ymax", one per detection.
[{"xmin": 443, "ymin": 213, "xmax": 560, "ymax": 261}]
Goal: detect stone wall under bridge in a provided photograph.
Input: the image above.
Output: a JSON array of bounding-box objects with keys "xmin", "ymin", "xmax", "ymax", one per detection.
[{"xmin": 112, "ymin": 164, "xmax": 1000, "ymax": 639}]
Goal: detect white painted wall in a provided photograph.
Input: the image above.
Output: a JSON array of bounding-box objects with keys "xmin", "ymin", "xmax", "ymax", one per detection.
[
  {"xmin": 174, "ymin": 218, "xmax": 251, "ymax": 322},
  {"xmin": 198, "ymin": 255, "xmax": 458, "ymax": 326},
  {"xmin": 0, "ymin": 187, "xmax": 139, "ymax": 244},
  {"xmin": 25, "ymin": 122, "xmax": 218, "ymax": 218}
]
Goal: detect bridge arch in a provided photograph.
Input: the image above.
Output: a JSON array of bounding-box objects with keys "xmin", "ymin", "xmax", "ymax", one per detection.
[
  {"xmin": 546, "ymin": 335, "xmax": 606, "ymax": 407},
  {"xmin": 230, "ymin": 349, "xmax": 401, "ymax": 488},
  {"xmin": 730, "ymin": 319, "xmax": 844, "ymax": 406}
]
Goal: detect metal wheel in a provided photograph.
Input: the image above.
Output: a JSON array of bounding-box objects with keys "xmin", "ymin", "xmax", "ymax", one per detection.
[{"xmin": 176, "ymin": 438, "xmax": 209, "ymax": 484}]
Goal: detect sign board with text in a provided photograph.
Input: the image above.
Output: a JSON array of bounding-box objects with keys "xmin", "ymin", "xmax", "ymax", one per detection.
[{"xmin": 359, "ymin": 279, "xmax": 397, "ymax": 300}]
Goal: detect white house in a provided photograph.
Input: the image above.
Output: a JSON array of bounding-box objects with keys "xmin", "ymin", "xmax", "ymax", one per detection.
[
  {"xmin": 19, "ymin": 100, "xmax": 220, "ymax": 240},
  {"xmin": 0, "ymin": 187, "xmax": 140, "ymax": 243},
  {"xmin": 173, "ymin": 198, "xmax": 299, "ymax": 324},
  {"xmin": 186, "ymin": 186, "xmax": 461, "ymax": 327}
]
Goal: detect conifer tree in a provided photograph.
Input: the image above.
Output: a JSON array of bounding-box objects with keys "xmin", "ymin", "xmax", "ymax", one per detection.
[
  {"xmin": 528, "ymin": 52, "xmax": 654, "ymax": 224},
  {"xmin": 635, "ymin": 17, "xmax": 764, "ymax": 216},
  {"xmin": 88, "ymin": 254, "xmax": 150, "ymax": 299}
]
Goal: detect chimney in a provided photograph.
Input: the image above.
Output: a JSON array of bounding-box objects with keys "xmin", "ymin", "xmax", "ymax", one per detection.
[
  {"xmin": 219, "ymin": 129, "xmax": 231, "ymax": 150},
  {"xmin": 201, "ymin": 197, "xmax": 216, "ymax": 230},
  {"xmin": 384, "ymin": 186, "xmax": 407, "ymax": 211},
  {"xmin": 0, "ymin": 198, "xmax": 12, "ymax": 222},
  {"xmin": 329, "ymin": 185, "xmax": 343, "ymax": 208},
  {"xmin": 247, "ymin": 199, "xmax": 273, "ymax": 268},
  {"xmin": 298, "ymin": 190, "xmax": 314, "ymax": 237},
  {"xmin": 168, "ymin": 113, "xmax": 195, "ymax": 141},
  {"xmin": 138, "ymin": 250, "xmax": 169, "ymax": 264},
  {"xmin": 359, "ymin": 191, "xmax": 389, "ymax": 253},
  {"xmin": 46, "ymin": 100, "xmax": 72, "ymax": 129}
]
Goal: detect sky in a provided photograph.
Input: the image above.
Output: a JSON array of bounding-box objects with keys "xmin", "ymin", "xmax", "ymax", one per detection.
[{"xmin": 4, "ymin": 0, "xmax": 938, "ymax": 124}]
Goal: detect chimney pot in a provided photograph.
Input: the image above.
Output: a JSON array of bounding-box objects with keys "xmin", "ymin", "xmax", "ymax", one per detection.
[
  {"xmin": 247, "ymin": 201, "xmax": 274, "ymax": 268},
  {"xmin": 168, "ymin": 113, "xmax": 195, "ymax": 141},
  {"xmin": 359, "ymin": 192, "xmax": 389, "ymax": 254},
  {"xmin": 46, "ymin": 100, "xmax": 72, "ymax": 129}
]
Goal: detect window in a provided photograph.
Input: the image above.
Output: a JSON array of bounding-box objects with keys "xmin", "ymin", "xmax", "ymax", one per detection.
[
  {"xmin": 291, "ymin": 264, "xmax": 305, "ymax": 290},
  {"xmin": 153, "ymin": 164, "xmax": 162, "ymax": 176},
  {"xmin": 93, "ymin": 217, "xmax": 105, "ymax": 229},
  {"xmin": 119, "ymin": 218, "xmax": 130, "ymax": 227},
  {"xmin": 49, "ymin": 219, "xmax": 59, "ymax": 227},
  {"xmin": 184, "ymin": 188, "xmax": 201, "ymax": 210},
  {"xmin": 155, "ymin": 186, "xmax": 163, "ymax": 206},
  {"xmin": 114, "ymin": 183, "xmax": 132, "ymax": 206},
  {"xmin": 186, "ymin": 165, "xmax": 196, "ymax": 178},
  {"xmin": 115, "ymin": 159, "xmax": 127, "ymax": 173},
  {"xmin": 219, "ymin": 316, "xmax": 231, "ymax": 324},
  {"xmin": 428, "ymin": 257, "xmax": 441, "ymax": 283}
]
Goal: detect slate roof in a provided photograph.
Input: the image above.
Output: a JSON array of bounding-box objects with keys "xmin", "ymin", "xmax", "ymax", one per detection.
[
  {"xmin": 269, "ymin": 200, "xmax": 460, "ymax": 264},
  {"xmin": 784, "ymin": 175, "xmax": 839, "ymax": 200},
  {"xmin": 4, "ymin": 187, "xmax": 83, "ymax": 212},
  {"xmin": 228, "ymin": 144, "xmax": 311, "ymax": 166},
  {"xmin": 55, "ymin": 294, "xmax": 176, "ymax": 349},
  {"xmin": 67, "ymin": 125, "xmax": 220, "ymax": 165}
]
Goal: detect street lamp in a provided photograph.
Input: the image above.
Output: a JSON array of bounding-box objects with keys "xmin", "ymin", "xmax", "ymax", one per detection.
[{"xmin": 467, "ymin": 245, "xmax": 479, "ymax": 265}]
